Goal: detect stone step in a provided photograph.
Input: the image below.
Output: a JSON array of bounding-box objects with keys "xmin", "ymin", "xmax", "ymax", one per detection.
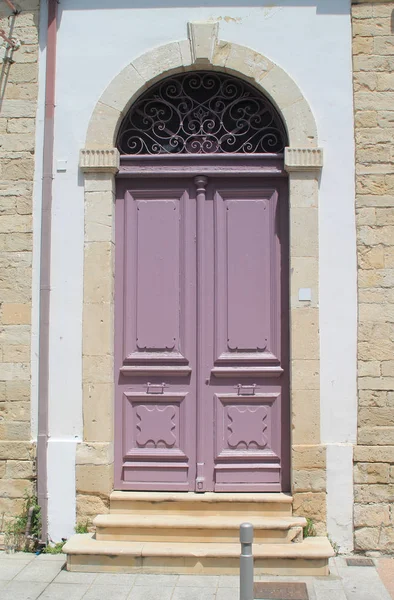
[
  {"xmin": 94, "ymin": 513, "xmax": 306, "ymax": 544},
  {"xmin": 63, "ymin": 534, "xmax": 334, "ymax": 576},
  {"xmin": 109, "ymin": 492, "xmax": 293, "ymax": 517}
]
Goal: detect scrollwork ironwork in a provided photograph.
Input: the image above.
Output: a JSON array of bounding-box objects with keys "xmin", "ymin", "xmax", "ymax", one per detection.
[{"xmin": 117, "ymin": 72, "xmax": 287, "ymax": 155}]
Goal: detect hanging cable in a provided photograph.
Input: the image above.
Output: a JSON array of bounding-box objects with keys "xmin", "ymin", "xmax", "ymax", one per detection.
[{"xmin": 3, "ymin": 0, "xmax": 19, "ymax": 14}]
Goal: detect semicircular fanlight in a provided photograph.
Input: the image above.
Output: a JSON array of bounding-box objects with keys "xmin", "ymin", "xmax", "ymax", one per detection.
[{"xmin": 116, "ymin": 71, "xmax": 287, "ymax": 155}]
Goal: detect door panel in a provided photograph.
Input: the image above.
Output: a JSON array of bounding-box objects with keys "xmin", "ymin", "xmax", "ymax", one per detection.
[
  {"xmin": 115, "ymin": 175, "xmax": 289, "ymax": 492},
  {"xmin": 115, "ymin": 179, "xmax": 197, "ymax": 490},
  {"xmin": 199, "ymin": 178, "xmax": 287, "ymax": 492}
]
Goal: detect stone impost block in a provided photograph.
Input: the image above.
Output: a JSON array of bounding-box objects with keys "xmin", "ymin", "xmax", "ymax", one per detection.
[
  {"xmin": 354, "ymin": 484, "xmax": 394, "ymax": 504},
  {"xmin": 84, "ymin": 242, "xmax": 114, "ymax": 305},
  {"xmin": 358, "ymin": 426, "xmax": 394, "ymax": 445},
  {"xmin": 5, "ymin": 380, "xmax": 30, "ymax": 401},
  {"xmin": 83, "ymin": 302, "xmax": 114, "ymax": 358},
  {"xmin": 289, "ymin": 173, "xmax": 319, "ymax": 208},
  {"xmin": 5, "ymin": 460, "xmax": 35, "ymax": 480},
  {"xmin": 354, "ymin": 527, "xmax": 380, "ymax": 551},
  {"xmin": 359, "ymin": 390, "xmax": 388, "ymax": 408},
  {"xmin": 85, "ymin": 191, "xmax": 114, "ymax": 243},
  {"xmin": 291, "ymin": 390, "xmax": 320, "ymax": 445},
  {"xmin": 291, "ymin": 308, "xmax": 319, "ymax": 360},
  {"xmin": 359, "ymin": 407, "xmax": 394, "ymax": 426},
  {"xmin": 290, "ymin": 208, "xmax": 318, "ymax": 258},
  {"xmin": 76, "ymin": 442, "xmax": 114, "ymax": 466},
  {"xmin": 82, "ymin": 383, "xmax": 114, "ymax": 443},
  {"xmin": 354, "ymin": 462, "xmax": 390, "ymax": 483},
  {"xmin": 80, "ymin": 149, "xmax": 119, "ymax": 174},
  {"xmin": 353, "ymin": 36, "xmax": 374, "ymax": 55},
  {"xmin": 355, "ymin": 111, "xmax": 378, "ymax": 128},
  {"xmin": 77, "ymin": 494, "xmax": 109, "ymax": 521},
  {"xmin": 293, "ymin": 469, "xmax": 326, "ymax": 493},
  {"xmin": 84, "ymin": 173, "xmax": 116, "ymax": 194},
  {"xmin": 292, "ymin": 445, "xmax": 326, "ymax": 470},
  {"xmin": 290, "ymin": 257, "xmax": 318, "ymax": 309},
  {"xmin": 291, "ymin": 360, "xmax": 320, "ymax": 391},
  {"xmin": 285, "ymin": 148, "xmax": 323, "ymax": 172},
  {"xmin": 354, "ymin": 504, "xmax": 390, "ymax": 528},
  {"xmin": 0, "ymin": 478, "xmax": 33, "ymax": 498},
  {"xmin": 76, "ymin": 464, "xmax": 114, "ymax": 496},
  {"xmin": 292, "ymin": 491, "xmax": 327, "ymax": 523},
  {"xmin": 83, "ymin": 355, "xmax": 113, "ymax": 386},
  {"xmin": 0, "ymin": 421, "xmax": 30, "ymax": 440},
  {"xmin": 358, "ymin": 361, "xmax": 381, "ymax": 377}
]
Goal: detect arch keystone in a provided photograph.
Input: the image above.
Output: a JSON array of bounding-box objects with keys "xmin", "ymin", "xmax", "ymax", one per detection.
[{"xmin": 188, "ymin": 21, "xmax": 219, "ymax": 64}]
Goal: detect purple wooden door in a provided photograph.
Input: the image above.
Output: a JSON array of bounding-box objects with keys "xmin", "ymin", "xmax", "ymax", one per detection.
[{"xmin": 115, "ymin": 175, "xmax": 289, "ymax": 492}]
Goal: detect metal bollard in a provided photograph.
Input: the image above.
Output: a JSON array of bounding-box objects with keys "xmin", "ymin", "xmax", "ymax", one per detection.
[{"xmin": 240, "ymin": 522, "xmax": 254, "ymax": 600}]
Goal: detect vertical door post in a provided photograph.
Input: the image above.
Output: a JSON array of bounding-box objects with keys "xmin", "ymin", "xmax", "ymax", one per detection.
[{"xmin": 195, "ymin": 175, "xmax": 208, "ymax": 492}]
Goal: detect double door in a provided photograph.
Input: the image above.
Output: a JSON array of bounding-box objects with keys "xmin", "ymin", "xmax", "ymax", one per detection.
[{"xmin": 115, "ymin": 174, "xmax": 289, "ymax": 492}]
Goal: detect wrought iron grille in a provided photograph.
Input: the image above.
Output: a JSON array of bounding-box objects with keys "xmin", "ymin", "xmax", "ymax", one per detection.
[{"xmin": 117, "ymin": 71, "xmax": 287, "ymax": 155}]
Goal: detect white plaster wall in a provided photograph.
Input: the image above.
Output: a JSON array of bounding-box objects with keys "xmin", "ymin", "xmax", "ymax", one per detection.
[{"xmin": 46, "ymin": 0, "xmax": 357, "ymax": 543}]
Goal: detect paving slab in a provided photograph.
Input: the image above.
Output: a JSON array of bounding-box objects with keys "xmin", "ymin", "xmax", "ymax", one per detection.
[
  {"xmin": 53, "ymin": 570, "xmax": 98, "ymax": 584},
  {"xmin": 177, "ymin": 575, "xmax": 219, "ymax": 587},
  {"xmin": 94, "ymin": 572, "xmax": 137, "ymax": 586},
  {"xmin": 0, "ymin": 559, "xmax": 30, "ymax": 580},
  {"xmin": 0, "ymin": 552, "xmax": 35, "ymax": 562},
  {"xmin": 128, "ymin": 585, "xmax": 174, "ymax": 600},
  {"xmin": 0, "ymin": 580, "xmax": 47, "ymax": 600},
  {"xmin": 0, "ymin": 551, "xmax": 393, "ymax": 600},
  {"xmin": 39, "ymin": 582, "xmax": 91, "ymax": 600},
  {"xmin": 216, "ymin": 588, "xmax": 239, "ymax": 600},
  {"xmin": 172, "ymin": 588, "xmax": 216, "ymax": 600},
  {"xmin": 134, "ymin": 573, "xmax": 178, "ymax": 586},
  {"xmin": 218, "ymin": 575, "xmax": 240, "ymax": 587},
  {"xmin": 14, "ymin": 558, "xmax": 65, "ymax": 582},
  {"xmin": 84, "ymin": 583, "xmax": 132, "ymax": 600}
]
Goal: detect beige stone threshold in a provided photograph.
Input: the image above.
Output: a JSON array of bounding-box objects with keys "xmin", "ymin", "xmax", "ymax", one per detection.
[{"xmin": 64, "ymin": 535, "xmax": 333, "ymax": 576}]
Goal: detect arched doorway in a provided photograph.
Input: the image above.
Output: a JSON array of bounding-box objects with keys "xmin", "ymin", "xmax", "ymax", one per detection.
[{"xmin": 114, "ymin": 71, "xmax": 290, "ymax": 493}]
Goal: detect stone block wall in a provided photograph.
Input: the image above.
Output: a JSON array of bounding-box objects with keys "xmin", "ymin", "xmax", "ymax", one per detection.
[
  {"xmin": 0, "ymin": 1, "xmax": 39, "ymax": 528},
  {"xmin": 353, "ymin": 1, "xmax": 394, "ymax": 552}
]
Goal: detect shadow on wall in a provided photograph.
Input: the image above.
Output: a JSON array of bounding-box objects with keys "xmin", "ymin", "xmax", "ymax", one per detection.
[{"xmin": 59, "ymin": 0, "xmax": 349, "ymax": 15}]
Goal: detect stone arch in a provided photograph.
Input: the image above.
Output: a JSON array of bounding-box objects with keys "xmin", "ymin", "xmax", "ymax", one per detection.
[{"xmin": 85, "ymin": 28, "xmax": 318, "ymax": 150}]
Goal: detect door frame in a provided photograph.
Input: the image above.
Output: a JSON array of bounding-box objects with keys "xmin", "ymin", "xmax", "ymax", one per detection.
[
  {"xmin": 113, "ymin": 154, "xmax": 290, "ymax": 491},
  {"xmin": 77, "ymin": 28, "xmax": 323, "ymax": 518}
]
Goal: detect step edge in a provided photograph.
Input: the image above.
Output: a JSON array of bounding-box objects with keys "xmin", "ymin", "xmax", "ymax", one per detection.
[
  {"xmin": 63, "ymin": 535, "xmax": 334, "ymax": 559},
  {"xmin": 110, "ymin": 492, "xmax": 293, "ymax": 504},
  {"xmin": 94, "ymin": 516, "xmax": 307, "ymax": 530}
]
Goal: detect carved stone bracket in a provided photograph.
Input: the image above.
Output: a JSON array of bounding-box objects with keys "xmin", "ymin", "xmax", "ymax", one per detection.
[
  {"xmin": 80, "ymin": 148, "xmax": 120, "ymax": 173},
  {"xmin": 284, "ymin": 148, "xmax": 323, "ymax": 172},
  {"xmin": 188, "ymin": 21, "xmax": 219, "ymax": 64}
]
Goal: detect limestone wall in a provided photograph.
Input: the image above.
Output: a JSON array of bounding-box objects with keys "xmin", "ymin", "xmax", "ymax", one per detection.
[
  {"xmin": 0, "ymin": 1, "xmax": 38, "ymax": 528},
  {"xmin": 353, "ymin": 1, "xmax": 394, "ymax": 552}
]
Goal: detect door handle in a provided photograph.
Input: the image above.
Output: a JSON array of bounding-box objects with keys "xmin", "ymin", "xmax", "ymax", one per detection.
[
  {"xmin": 146, "ymin": 382, "xmax": 166, "ymax": 394},
  {"xmin": 236, "ymin": 384, "xmax": 257, "ymax": 396}
]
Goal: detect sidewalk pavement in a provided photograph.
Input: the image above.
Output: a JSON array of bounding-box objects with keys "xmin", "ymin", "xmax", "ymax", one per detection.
[{"xmin": 0, "ymin": 552, "xmax": 393, "ymax": 600}]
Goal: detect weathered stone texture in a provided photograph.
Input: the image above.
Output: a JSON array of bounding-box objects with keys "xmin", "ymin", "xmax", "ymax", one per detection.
[
  {"xmin": 0, "ymin": 4, "xmax": 38, "ymax": 523},
  {"xmin": 353, "ymin": 2, "xmax": 394, "ymax": 553}
]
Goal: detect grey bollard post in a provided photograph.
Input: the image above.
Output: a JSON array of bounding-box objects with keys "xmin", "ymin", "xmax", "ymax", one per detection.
[{"xmin": 240, "ymin": 522, "xmax": 254, "ymax": 600}]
